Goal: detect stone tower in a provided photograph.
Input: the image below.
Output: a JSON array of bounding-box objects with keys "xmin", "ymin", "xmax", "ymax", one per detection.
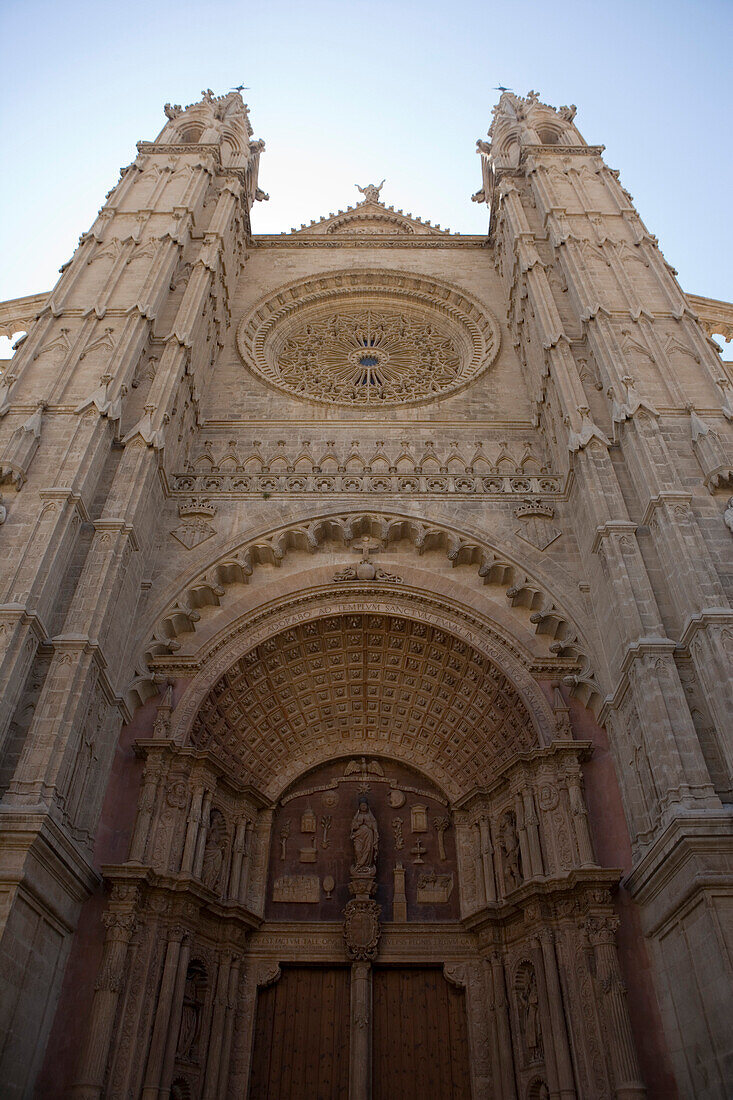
[{"xmin": 0, "ymin": 88, "xmax": 731, "ymax": 1099}]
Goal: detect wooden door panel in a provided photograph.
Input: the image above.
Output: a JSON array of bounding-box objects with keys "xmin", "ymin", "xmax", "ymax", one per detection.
[
  {"xmin": 373, "ymin": 967, "xmax": 471, "ymax": 1100},
  {"xmin": 249, "ymin": 966, "xmax": 350, "ymax": 1100}
]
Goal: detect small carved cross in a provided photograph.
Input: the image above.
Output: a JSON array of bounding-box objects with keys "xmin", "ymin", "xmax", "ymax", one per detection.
[
  {"xmin": 411, "ymin": 839, "xmax": 426, "ymax": 864},
  {"xmin": 350, "ymin": 535, "xmax": 382, "ymax": 557}
]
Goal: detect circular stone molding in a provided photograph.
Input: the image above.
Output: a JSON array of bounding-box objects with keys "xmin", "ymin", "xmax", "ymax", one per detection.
[{"xmin": 236, "ymin": 270, "xmax": 501, "ymax": 407}]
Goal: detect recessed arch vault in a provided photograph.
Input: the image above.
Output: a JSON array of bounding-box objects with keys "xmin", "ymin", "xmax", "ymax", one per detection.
[{"xmin": 167, "ymin": 586, "xmax": 560, "ymax": 802}]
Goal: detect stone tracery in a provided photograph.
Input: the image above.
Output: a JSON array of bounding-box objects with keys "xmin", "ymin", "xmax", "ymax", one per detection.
[
  {"xmin": 276, "ymin": 307, "xmax": 462, "ymax": 405},
  {"xmin": 236, "ymin": 269, "xmax": 501, "ymax": 407}
]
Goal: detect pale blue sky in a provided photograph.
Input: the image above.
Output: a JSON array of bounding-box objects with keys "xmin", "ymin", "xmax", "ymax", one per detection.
[{"xmin": 1, "ymin": 0, "xmax": 730, "ymax": 311}]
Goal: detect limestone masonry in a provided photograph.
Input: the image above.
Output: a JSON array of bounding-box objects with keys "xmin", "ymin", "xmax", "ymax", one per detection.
[{"xmin": 0, "ymin": 88, "xmax": 731, "ymax": 1099}]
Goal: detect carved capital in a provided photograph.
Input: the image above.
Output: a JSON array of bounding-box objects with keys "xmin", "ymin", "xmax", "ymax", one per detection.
[{"xmin": 584, "ymin": 915, "xmax": 620, "ymax": 946}]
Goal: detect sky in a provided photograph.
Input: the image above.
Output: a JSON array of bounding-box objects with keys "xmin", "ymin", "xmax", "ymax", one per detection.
[{"xmin": 1, "ymin": 0, "xmax": 731, "ymax": 334}]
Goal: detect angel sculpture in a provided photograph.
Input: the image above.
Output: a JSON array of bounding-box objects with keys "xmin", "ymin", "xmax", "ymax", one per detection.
[{"xmin": 355, "ymin": 180, "xmax": 385, "ymax": 203}]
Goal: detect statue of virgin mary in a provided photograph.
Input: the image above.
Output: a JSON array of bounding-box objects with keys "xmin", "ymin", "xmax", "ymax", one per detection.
[{"xmin": 350, "ymin": 800, "xmax": 378, "ymax": 872}]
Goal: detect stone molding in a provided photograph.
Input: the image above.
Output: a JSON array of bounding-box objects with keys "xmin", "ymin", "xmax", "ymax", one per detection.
[{"xmin": 143, "ymin": 510, "xmax": 594, "ymax": 706}]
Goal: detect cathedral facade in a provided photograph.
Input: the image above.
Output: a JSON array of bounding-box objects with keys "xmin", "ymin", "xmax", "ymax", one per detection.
[{"xmin": 0, "ymin": 88, "xmax": 731, "ymax": 1099}]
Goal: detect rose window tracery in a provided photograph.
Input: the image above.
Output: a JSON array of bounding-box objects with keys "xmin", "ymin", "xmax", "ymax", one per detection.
[
  {"xmin": 236, "ymin": 271, "xmax": 501, "ymax": 408},
  {"xmin": 277, "ymin": 309, "xmax": 461, "ymax": 405}
]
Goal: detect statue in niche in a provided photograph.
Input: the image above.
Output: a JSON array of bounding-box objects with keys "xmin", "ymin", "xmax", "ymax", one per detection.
[
  {"xmin": 350, "ymin": 800, "xmax": 379, "ymax": 873},
  {"xmin": 519, "ymin": 969, "xmax": 542, "ymax": 1062},
  {"xmin": 177, "ymin": 962, "xmax": 206, "ymax": 1061},
  {"xmin": 201, "ymin": 809, "xmax": 227, "ymax": 892},
  {"xmin": 500, "ymin": 811, "xmax": 523, "ymax": 891}
]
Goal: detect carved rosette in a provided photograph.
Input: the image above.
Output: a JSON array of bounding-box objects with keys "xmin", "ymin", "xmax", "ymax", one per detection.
[{"xmin": 343, "ymin": 898, "xmax": 381, "ymax": 961}]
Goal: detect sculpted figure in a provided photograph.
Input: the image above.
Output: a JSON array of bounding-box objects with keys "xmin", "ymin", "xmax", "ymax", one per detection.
[
  {"xmin": 724, "ymin": 496, "xmax": 733, "ymax": 534},
  {"xmin": 500, "ymin": 812, "xmax": 523, "ymax": 891},
  {"xmin": 520, "ymin": 970, "xmax": 542, "ymax": 1060},
  {"xmin": 350, "ymin": 800, "xmax": 379, "ymax": 872},
  {"xmin": 201, "ymin": 809, "xmax": 227, "ymax": 892},
  {"xmin": 177, "ymin": 964, "xmax": 205, "ymax": 1060},
  {"xmin": 355, "ymin": 179, "xmax": 385, "ymax": 203}
]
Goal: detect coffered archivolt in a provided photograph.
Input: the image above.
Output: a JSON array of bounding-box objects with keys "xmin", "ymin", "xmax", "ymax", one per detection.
[
  {"xmin": 235, "ymin": 268, "xmax": 501, "ymax": 408},
  {"xmin": 139, "ymin": 510, "xmax": 599, "ymax": 712},
  {"xmin": 166, "ymin": 594, "xmax": 559, "ymax": 801}
]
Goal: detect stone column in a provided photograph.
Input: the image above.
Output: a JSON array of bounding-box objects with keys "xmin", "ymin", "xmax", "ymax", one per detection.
[
  {"xmin": 158, "ymin": 934, "xmax": 192, "ymax": 1097},
  {"xmin": 140, "ymin": 926, "xmax": 188, "ymax": 1099},
  {"xmin": 565, "ymin": 770, "xmax": 595, "ymax": 867},
  {"xmin": 238, "ymin": 821, "xmax": 254, "ymax": 905},
  {"xmin": 228, "ymin": 818, "xmax": 247, "ymax": 900},
  {"xmin": 180, "ymin": 781, "xmax": 205, "ymax": 874},
  {"xmin": 538, "ymin": 929, "xmax": 576, "ymax": 1100},
  {"xmin": 479, "ymin": 814, "xmax": 497, "ymax": 903},
  {"xmin": 71, "ymin": 900, "xmax": 138, "ymax": 1099},
  {"xmin": 128, "ymin": 758, "xmax": 163, "ymax": 862},
  {"xmin": 586, "ymin": 918, "xmax": 646, "ymax": 1099},
  {"xmin": 349, "ymin": 961, "xmax": 372, "ymax": 1100},
  {"xmin": 486, "ymin": 951, "xmax": 517, "ymax": 1100},
  {"xmin": 531, "ymin": 936, "xmax": 560, "ymax": 1097},
  {"xmin": 192, "ymin": 790, "xmax": 213, "ymax": 878},
  {"xmin": 215, "ymin": 956, "xmax": 242, "ymax": 1098},
  {"xmin": 202, "ymin": 951, "xmax": 233, "ymax": 1098}
]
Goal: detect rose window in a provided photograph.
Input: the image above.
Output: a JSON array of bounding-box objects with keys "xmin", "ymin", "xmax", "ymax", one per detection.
[
  {"xmin": 237, "ymin": 272, "xmax": 501, "ymax": 408},
  {"xmin": 276, "ymin": 310, "xmax": 462, "ymax": 405}
]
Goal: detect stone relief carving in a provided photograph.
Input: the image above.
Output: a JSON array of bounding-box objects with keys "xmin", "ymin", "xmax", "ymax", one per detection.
[
  {"xmin": 272, "ymin": 874, "xmax": 320, "ymax": 903},
  {"xmin": 176, "ymin": 961, "xmax": 207, "ymax": 1062},
  {"xmin": 499, "ymin": 810, "xmax": 523, "ymax": 892},
  {"xmin": 516, "ymin": 962, "xmax": 543, "ymax": 1064},
  {"xmin": 170, "ymin": 498, "xmax": 217, "ymax": 550},
  {"xmin": 434, "ymin": 815, "xmax": 451, "ymax": 860},
  {"xmin": 333, "ymin": 558, "xmax": 402, "ymax": 583},
  {"xmin": 416, "ymin": 872, "xmax": 454, "ymax": 903}
]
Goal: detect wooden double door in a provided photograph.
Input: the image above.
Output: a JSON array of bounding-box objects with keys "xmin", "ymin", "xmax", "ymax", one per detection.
[{"xmin": 249, "ymin": 965, "xmax": 471, "ymax": 1099}]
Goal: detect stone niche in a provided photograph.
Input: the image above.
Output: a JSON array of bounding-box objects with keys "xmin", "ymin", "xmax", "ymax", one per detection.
[{"xmin": 266, "ymin": 756, "xmax": 459, "ymax": 922}]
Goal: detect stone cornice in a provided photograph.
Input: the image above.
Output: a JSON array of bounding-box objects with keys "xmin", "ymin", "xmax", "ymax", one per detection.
[
  {"xmin": 101, "ymin": 862, "xmax": 262, "ymax": 933},
  {"xmin": 132, "ymin": 738, "xmax": 270, "ymax": 806},
  {"xmin": 0, "ymin": 811, "xmax": 100, "ymax": 918},
  {"xmin": 463, "ymin": 868, "xmax": 622, "ymax": 936},
  {"xmin": 687, "ymin": 292, "xmax": 733, "ymax": 342},
  {"xmin": 0, "ymin": 291, "xmax": 50, "ymax": 339},
  {"xmin": 598, "ymin": 636, "xmax": 679, "ymax": 723},
  {"xmin": 250, "ymin": 235, "xmax": 489, "ymax": 250},
  {"xmin": 454, "ymin": 740, "xmax": 593, "ymax": 810},
  {"xmin": 622, "ymin": 810, "xmax": 733, "ymax": 936},
  {"xmin": 520, "ymin": 145, "xmax": 606, "ymax": 161},
  {"xmin": 677, "ymin": 608, "xmax": 733, "ymax": 652}
]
